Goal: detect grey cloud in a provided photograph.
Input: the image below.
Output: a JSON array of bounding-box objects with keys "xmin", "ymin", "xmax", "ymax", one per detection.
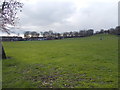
[
  {"xmin": 17, "ymin": 1, "xmax": 118, "ymax": 33},
  {"xmin": 77, "ymin": 1, "xmax": 118, "ymax": 30},
  {"xmin": 20, "ymin": 1, "xmax": 76, "ymax": 26}
]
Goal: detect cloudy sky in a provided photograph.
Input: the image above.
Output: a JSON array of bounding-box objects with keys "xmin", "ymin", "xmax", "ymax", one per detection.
[{"xmin": 1, "ymin": 0, "xmax": 119, "ymax": 36}]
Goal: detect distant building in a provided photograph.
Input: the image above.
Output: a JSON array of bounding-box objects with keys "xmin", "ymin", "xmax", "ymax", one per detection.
[
  {"xmin": 25, "ymin": 37, "xmax": 46, "ymax": 41},
  {"xmin": 1, "ymin": 36, "xmax": 23, "ymax": 41}
]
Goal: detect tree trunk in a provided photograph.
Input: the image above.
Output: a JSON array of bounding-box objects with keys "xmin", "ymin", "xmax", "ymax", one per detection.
[
  {"xmin": 2, "ymin": 45, "xmax": 6, "ymax": 59},
  {"xmin": 0, "ymin": 42, "xmax": 6, "ymax": 59}
]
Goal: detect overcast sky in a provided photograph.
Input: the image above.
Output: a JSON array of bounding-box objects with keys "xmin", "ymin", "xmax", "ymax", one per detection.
[{"xmin": 1, "ymin": 0, "xmax": 119, "ymax": 36}]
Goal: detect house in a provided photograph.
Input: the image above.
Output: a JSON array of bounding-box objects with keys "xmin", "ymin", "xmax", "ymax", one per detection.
[
  {"xmin": 1, "ymin": 36, "xmax": 23, "ymax": 41},
  {"xmin": 24, "ymin": 37, "xmax": 46, "ymax": 41}
]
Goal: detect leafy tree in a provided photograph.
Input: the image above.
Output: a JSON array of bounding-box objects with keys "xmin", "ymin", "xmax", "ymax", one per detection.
[
  {"xmin": 43, "ymin": 31, "xmax": 49, "ymax": 38},
  {"xmin": 115, "ymin": 26, "xmax": 120, "ymax": 35},
  {"xmin": 30, "ymin": 31, "xmax": 39, "ymax": 37},
  {"xmin": 63, "ymin": 32, "xmax": 68, "ymax": 38},
  {"xmin": 74, "ymin": 31, "xmax": 79, "ymax": 37},
  {"xmin": 87, "ymin": 29, "xmax": 94, "ymax": 36},
  {"xmin": 0, "ymin": 0, "xmax": 23, "ymax": 59},
  {"xmin": 69, "ymin": 32, "xmax": 73, "ymax": 37},
  {"xmin": 79, "ymin": 30, "xmax": 86, "ymax": 37},
  {"xmin": 24, "ymin": 31, "xmax": 31, "ymax": 38},
  {"xmin": 54, "ymin": 33, "xmax": 61, "ymax": 39},
  {"xmin": 42, "ymin": 30, "xmax": 54, "ymax": 39}
]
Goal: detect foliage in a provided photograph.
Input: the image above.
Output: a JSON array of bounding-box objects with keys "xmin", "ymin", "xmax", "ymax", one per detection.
[
  {"xmin": 0, "ymin": 0, "xmax": 23, "ymax": 34},
  {"xmin": 95, "ymin": 26, "xmax": 120, "ymax": 35},
  {"xmin": 24, "ymin": 31, "xmax": 40, "ymax": 38},
  {"xmin": 37, "ymin": 29, "xmax": 94, "ymax": 39}
]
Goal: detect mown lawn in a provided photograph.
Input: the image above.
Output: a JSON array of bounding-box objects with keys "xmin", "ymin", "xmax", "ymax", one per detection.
[{"xmin": 2, "ymin": 34, "xmax": 118, "ymax": 88}]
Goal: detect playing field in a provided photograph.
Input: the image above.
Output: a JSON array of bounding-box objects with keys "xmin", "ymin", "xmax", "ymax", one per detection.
[{"xmin": 2, "ymin": 34, "xmax": 118, "ymax": 88}]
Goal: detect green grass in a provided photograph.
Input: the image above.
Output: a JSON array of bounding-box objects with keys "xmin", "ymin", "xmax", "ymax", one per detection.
[{"xmin": 2, "ymin": 34, "xmax": 118, "ymax": 88}]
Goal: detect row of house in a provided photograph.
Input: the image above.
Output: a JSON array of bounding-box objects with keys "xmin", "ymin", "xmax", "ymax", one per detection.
[
  {"xmin": 1, "ymin": 36, "xmax": 23, "ymax": 41},
  {"xmin": 0, "ymin": 29, "xmax": 94, "ymax": 41},
  {"xmin": 1, "ymin": 36, "xmax": 62, "ymax": 41},
  {"xmin": 1, "ymin": 35, "xmax": 84, "ymax": 41}
]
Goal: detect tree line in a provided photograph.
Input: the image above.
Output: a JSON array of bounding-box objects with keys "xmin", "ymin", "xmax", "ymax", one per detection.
[
  {"xmin": 24, "ymin": 29, "xmax": 94, "ymax": 39},
  {"xmin": 24, "ymin": 26, "xmax": 120, "ymax": 39},
  {"xmin": 95, "ymin": 26, "xmax": 120, "ymax": 35}
]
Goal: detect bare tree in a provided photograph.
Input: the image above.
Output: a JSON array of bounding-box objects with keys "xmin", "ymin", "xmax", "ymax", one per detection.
[{"xmin": 0, "ymin": 0, "xmax": 23, "ymax": 59}]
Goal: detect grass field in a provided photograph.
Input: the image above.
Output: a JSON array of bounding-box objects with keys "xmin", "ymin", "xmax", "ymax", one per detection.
[{"xmin": 2, "ymin": 34, "xmax": 118, "ymax": 88}]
